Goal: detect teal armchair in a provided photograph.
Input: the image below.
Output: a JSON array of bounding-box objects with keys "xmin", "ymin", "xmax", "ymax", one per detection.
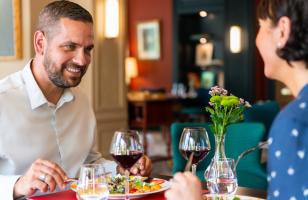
[
  {"xmin": 225, "ymin": 123, "xmax": 267, "ymax": 189},
  {"xmin": 171, "ymin": 122, "xmax": 268, "ymax": 190},
  {"xmin": 244, "ymin": 100, "xmax": 280, "ymax": 139}
]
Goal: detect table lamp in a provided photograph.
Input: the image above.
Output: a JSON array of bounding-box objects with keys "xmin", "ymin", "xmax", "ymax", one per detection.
[{"xmin": 125, "ymin": 57, "xmax": 138, "ymax": 86}]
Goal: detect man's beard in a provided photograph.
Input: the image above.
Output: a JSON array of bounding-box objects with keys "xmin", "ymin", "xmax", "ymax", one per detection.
[{"xmin": 43, "ymin": 53, "xmax": 87, "ymax": 88}]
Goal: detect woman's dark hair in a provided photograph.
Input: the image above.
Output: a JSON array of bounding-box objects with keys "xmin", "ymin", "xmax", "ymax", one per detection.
[
  {"xmin": 258, "ymin": 0, "xmax": 308, "ymax": 65},
  {"xmin": 37, "ymin": 1, "xmax": 93, "ymax": 39}
]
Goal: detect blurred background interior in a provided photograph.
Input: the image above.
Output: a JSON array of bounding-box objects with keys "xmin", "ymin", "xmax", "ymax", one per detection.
[{"xmin": 0, "ymin": 0, "xmax": 293, "ymax": 188}]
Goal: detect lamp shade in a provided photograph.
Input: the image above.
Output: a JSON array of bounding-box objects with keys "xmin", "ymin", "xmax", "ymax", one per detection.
[{"xmin": 125, "ymin": 57, "xmax": 138, "ymax": 84}]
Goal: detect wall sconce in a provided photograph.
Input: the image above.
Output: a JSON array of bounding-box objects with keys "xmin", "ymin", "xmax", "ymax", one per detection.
[
  {"xmin": 125, "ymin": 57, "xmax": 138, "ymax": 84},
  {"xmin": 230, "ymin": 26, "xmax": 242, "ymax": 53},
  {"xmin": 105, "ymin": 0, "xmax": 119, "ymax": 38},
  {"xmin": 199, "ymin": 10, "xmax": 208, "ymax": 18}
]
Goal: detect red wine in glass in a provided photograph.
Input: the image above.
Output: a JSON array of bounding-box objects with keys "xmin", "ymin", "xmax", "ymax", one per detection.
[
  {"xmin": 110, "ymin": 130, "xmax": 144, "ymax": 200},
  {"xmin": 180, "ymin": 148, "xmax": 210, "ymax": 164},
  {"xmin": 179, "ymin": 127, "xmax": 211, "ymax": 175},
  {"xmin": 111, "ymin": 152, "xmax": 143, "ymax": 169}
]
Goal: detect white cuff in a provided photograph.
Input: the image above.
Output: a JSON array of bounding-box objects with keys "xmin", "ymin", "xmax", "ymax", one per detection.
[
  {"xmin": 101, "ymin": 160, "xmax": 118, "ymax": 176},
  {"xmin": 0, "ymin": 175, "xmax": 21, "ymax": 200}
]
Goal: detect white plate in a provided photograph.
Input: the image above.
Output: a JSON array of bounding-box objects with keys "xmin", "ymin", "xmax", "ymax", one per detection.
[
  {"xmin": 204, "ymin": 194, "xmax": 265, "ymax": 200},
  {"xmin": 70, "ymin": 178, "xmax": 171, "ymax": 199},
  {"xmin": 109, "ymin": 178, "xmax": 170, "ymax": 199}
]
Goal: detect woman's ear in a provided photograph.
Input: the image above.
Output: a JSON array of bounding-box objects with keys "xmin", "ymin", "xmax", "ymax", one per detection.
[
  {"xmin": 33, "ymin": 31, "xmax": 46, "ymax": 55},
  {"xmin": 277, "ymin": 16, "xmax": 291, "ymax": 48}
]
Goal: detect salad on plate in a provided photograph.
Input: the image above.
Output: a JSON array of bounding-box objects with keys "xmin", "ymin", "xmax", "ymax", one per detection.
[
  {"xmin": 70, "ymin": 174, "xmax": 169, "ymax": 197},
  {"xmin": 108, "ymin": 175, "xmax": 164, "ymax": 194}
]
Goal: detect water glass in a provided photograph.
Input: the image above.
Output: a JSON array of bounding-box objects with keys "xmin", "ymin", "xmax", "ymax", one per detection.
[
  {"xmin": 76, "ymin": 164, "xmax": 109, "ymax": 200},
  {"xmin": 171, "ymin": 83, "xmax": 178, "ymax": 96},
  {"xmin": 206, "ymin": 158, "xmax": 238, "ymax": 196},
  {"xmin": 177, "ymin": 83, "xmax": 187, "ymax": 97}
]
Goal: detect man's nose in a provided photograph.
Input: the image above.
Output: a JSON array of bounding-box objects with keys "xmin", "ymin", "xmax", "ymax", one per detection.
[{"xmin": 72, "ymin": 49, "xmax": 90, "ymax": 66}]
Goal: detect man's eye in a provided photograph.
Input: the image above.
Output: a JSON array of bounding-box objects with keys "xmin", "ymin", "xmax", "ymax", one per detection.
[
  {"xmin": 85, "ymin": 47, "xmax": 93, "ymax": 54},
  {"xmin": 64, "ymin": 44, "xmax": 75, "ymax": 50}
]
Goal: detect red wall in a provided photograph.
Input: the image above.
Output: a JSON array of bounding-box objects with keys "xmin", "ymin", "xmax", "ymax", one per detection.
[{"xmin": 127, "ymin": 0, "xmax": 173, "ymax": 92}]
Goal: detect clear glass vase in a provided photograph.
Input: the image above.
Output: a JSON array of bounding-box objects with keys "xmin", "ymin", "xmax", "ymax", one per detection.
[
  {"xmin": 205, "ymin": 134, "xmax": 238, "ymax": 196},
  {"xmin": 213, "ymin": 134, "xmax": 227, "ymax": 160}
]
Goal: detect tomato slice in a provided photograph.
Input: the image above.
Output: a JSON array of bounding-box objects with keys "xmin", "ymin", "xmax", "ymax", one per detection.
[
  {"xmin": 150, "ymin": 179, "xmax": 165, "ymax": 185},
  {"xmin": 130, "ymin": 188, "xmax": 138, "ymax": 193}
]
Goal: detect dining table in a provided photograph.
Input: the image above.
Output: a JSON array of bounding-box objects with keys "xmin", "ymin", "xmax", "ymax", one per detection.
[{"xmin": 26, "ymin": 174, "xmax": 267, "ymax": 200}]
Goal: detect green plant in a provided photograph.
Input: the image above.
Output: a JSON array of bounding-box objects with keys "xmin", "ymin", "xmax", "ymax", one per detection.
[{"xmin": 205, "ymin": 86, "xmax": 251, "ymax": 137}]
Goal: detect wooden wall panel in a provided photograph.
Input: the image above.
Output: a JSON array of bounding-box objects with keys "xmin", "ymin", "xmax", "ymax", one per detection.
[{"xmin": 94, "ymin": 0, "xmax": 128, "ymax": 157}]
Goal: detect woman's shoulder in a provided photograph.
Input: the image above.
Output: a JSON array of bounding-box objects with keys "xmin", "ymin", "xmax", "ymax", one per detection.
[{"xmin": 278, "ymin": 86, "xmax": 308, "ymax": 125}]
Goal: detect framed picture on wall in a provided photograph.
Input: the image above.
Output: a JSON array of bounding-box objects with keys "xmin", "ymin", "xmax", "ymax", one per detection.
[
  {"xmin": 201, "ymin": 71, "xmax": 215, "ymax": 89},
  {"xmin": 0, "ymin": 0, "xmax": 22, "ymax": 60},
  {"xmin": 195, "ymin": 43, "xmax": 213, "ymax": 67},
  {"xmin": 137, "ymin": 20, "xmax": 160, "ymax": 60}
]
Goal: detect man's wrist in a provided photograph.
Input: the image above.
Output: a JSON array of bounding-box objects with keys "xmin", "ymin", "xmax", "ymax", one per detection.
[
  {"xmin": 116, "ymin": 165, "xmax": 125, "ymax": 174},
  {"xmin": 13, "ymin": 177, "xmax": 24, "ymax": 199}
]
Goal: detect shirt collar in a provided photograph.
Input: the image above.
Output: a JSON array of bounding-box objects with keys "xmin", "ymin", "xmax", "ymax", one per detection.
[
  {"xmin": 22, "ymin": 60, "xmax": 75, "ymax": 110},
  {"xmin": 57, "ymin": 89, "xmax": 75, "ymax": 108},
  {"xmin": 298, "ymin": 84, "xmax": 308, "ymax": 99}
]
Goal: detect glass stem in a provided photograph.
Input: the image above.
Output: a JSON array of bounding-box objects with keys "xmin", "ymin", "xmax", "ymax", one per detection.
[
  {"xmin": 192, "ymin": 164, "xmax": 197, "ymax": 175},
  {"xmin": 125, "ymin": 169, "xmax": 130, "ymax": 200}
]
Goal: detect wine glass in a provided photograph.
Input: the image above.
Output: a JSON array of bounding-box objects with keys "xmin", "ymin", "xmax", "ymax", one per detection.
[
  {"xmin": 110, "ymin": 130, "xmax": 144, "ymax": 200},
  {"xmin": 76, "ymin": 164, "xmax": 109, "ymax": 200},
  {"xmin": 179, "ymin": 127, "xmax": 211, "ymax": 175},
  {"xmin": 206, "ymin": 158, "xmax": 238, "ymax": 196}
]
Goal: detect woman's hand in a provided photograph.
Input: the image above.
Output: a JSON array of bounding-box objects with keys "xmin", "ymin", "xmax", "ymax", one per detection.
[
  {"xmin": 165, "ymin": 172, "xmax": 203, "ymax": 200},
  {"xmin": 13, "ymin": 159, "xmax": 68, "ymax": 198},
  {"xmin": 117, "ymin": 155, "xmax": 152, "ymax": 176}
]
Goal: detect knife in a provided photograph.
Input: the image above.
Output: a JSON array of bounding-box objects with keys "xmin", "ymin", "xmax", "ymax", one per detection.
[{"xmin": 184, "ymin": 152, "xmax": 194, "ymax": 172}]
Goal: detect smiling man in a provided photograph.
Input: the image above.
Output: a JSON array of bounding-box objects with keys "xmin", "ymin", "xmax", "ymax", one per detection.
[{"xmin": 0, "ymin": 1, "xmax": 151, "ymax": 199}]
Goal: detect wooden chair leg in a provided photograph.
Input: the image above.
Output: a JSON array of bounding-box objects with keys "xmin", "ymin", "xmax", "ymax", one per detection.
[
  {"xmin": 162, "ymin": 125, "xmax": 171, "ymax": 159},
  {"xmin": 143, "ymin": 129, "xmax": 148, "ymax": 155}
]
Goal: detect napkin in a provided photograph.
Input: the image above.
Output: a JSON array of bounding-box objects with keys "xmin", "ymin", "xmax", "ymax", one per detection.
[
  {"xmin": 27, "ymin": 190, "xmax": 77, "ymax": 200},
  {"xmin": 27, "ymin": 190, "xmax": 170, "ymax": 200}
]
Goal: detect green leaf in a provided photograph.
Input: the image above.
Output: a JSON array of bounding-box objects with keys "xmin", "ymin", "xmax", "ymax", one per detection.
[
  {"xmin": 206, "ymin": 107, "xmax": 215, "ymax": 115},
  {"xmin": 229, "ymin": 95, "xmax": 239, "ymax": 100},
  {"xmin": 210, "ymin": 96, "xmax": 222, "ymax": 104}
]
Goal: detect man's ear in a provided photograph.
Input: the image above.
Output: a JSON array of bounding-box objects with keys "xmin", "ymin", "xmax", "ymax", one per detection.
[
  {"xmin": 277, "ymin": 16, "xmax": 291, "ymax": 47},
  {"xmin": 34, "ymin": 31, "xmax": 46, "ymax": 55}
]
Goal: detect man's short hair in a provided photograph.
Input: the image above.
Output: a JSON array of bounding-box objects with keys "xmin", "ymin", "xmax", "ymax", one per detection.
[{"xmin": 37, "ymin": 0, "xmax": 93, "ymax": 39}]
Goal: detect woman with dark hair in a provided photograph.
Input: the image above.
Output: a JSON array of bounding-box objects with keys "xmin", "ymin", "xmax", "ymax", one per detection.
[
  {"xmin": 165, "ymin": 0, "xmax": 308, "ymax": 199},
  {"xmin": 256, "ymin": 0, "xmax": 308, "ymax": 198}
]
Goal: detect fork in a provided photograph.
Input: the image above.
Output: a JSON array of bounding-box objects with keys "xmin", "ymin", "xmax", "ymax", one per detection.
[
  {"xmin": 64, "ymin": 178, "xmax": 78, "ymax": 183},
  {"xmin": 234, "ymin": 141, "xmax": 268, "ymax": 169}
]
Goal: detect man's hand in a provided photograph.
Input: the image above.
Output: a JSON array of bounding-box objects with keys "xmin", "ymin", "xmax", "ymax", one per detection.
[
  {"xmin": 130, "ymin": 155, "xmax": 152, "ymax": 176},
  {"xmin": 13, "ymin": 159, "xmax": 68, "ymax": 198},
  {"xmin": 117, "ymin": 155, "xmax": 152, "ymax": 176}
]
